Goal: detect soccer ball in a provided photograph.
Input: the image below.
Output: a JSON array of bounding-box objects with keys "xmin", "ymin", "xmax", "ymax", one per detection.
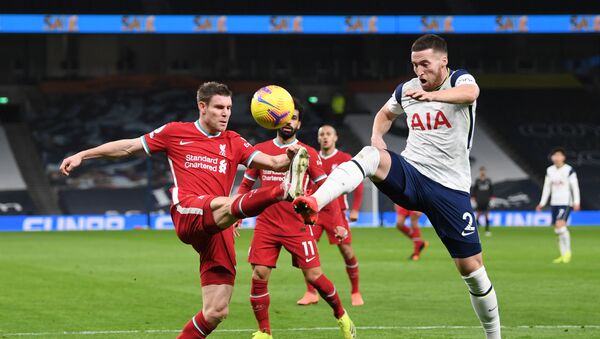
[{"xmin": 250, "ymin": 85, "xmax": 294, "ymax": 129}]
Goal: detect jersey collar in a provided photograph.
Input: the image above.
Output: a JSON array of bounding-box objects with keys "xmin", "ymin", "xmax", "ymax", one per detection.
[
  {"xmin": 195, "ymin": 120, "xmax": 222, "ymax": 138},
  {"xmin": 272, "ymin": 138, "xmax": 299, "ymax": 148},
  {"xmin": 320, "ymin": 148, "xmax": 338, "ymax": 160}
]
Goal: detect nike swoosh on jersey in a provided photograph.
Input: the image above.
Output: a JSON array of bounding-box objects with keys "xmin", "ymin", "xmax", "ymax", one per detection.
[
  {"xmin": 305, "ymin": 257, "xmax": 316, "ymax": 263},
  {"xmin": 179, "ymin": 140, "xmax": 194, "ymax": 145}
]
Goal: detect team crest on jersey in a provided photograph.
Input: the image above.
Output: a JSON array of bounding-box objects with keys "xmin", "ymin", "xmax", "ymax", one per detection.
[{"xmin": 219, "ymin": 144, "xmax": 226, "ymax": 156}]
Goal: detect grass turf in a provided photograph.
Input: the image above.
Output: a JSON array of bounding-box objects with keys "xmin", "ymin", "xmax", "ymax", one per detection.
[{"xmin": 1, "ymin": 227, "xmax": 600, "ymax": 338}]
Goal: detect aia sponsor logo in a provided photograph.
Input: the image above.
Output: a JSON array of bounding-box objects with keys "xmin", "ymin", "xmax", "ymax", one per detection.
[{"xmin": 410, "ymin": 111, "xmax": 452, "ymax": 130}]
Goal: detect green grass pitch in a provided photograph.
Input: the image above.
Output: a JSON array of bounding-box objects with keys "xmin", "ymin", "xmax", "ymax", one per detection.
[{"xmin": 1, "ymin": 227, "xmax": 600, "ymax": 338}]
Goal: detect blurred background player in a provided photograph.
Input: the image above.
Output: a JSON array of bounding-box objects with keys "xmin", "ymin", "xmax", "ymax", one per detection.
[
  {"xmin": 395, "ymin": 205, "xmax": 428, "ymax": 260},
  {"xmin": 59, "ymin": 82, "xmax": 306, "ymax": 339},
  {"xmin": 471, "ymin": 166, "xmax": 494, "ymax": 237},
  {"xmin": 294, "ymin": 34, "xmax": 501, "ymax": 339},
  {"xmin": 536, "ymin": 147, "xmax": 581, "ymax": 264},
  {"xmin": 237, "ymin": 99, "xmax": 356, "ymax": 339},
  {"xmin": 297, "ymin": 124, "xmax": 365, "ymax": 306}
]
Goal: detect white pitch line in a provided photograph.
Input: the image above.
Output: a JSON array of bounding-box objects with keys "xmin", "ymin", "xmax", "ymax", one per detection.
[{"xmin": 2, "ymin": 325, "xmax": 600, "ymax": 336}]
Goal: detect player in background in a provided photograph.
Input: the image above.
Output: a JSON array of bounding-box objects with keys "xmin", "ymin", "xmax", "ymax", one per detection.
[
  {"xmin": 297, "ymin": 125, "xmax": 365, "ymax": 306},
  {"xmin": 536, "ymin": 147, "xmax": 581, "ymax": 264},
  {"xmin": 395, "ymin": 205, "xmax": 428, "ymax": 260},
  {"xmin": 60, "ymin": 82, "xmax": 307, "ymax": 339},
  {"xmin": 294, "ymin": 34, "xmax": 501, "ymax": 338},
  {"xmin": 237, "ymin": 99, "xmax": 356, "ymax": 339},
  {"xmin": 471, "ymin": 166, "xmax": 494, "ymax": 237}
]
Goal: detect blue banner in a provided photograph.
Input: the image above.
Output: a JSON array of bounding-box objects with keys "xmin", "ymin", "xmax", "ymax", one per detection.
[
  {"xmin": 0, "ymin": 211, "xmax": 598, "ymax": 232},
  {"xmin": 0, "ymin": 14, "xmax": 599, "ymax": 35}
]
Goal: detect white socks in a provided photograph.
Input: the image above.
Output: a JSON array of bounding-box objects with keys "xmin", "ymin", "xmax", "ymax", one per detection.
[
  {"xmin": 462, "ymin": 266, "xmax": 501, "ymax": 339},
  {"xmin": 555, "ymin": 227, "xmax": 571, "ymax": 255},
  {"xmin": 313, "ymin": 146, "xmax": 380, "ymax": 210}
]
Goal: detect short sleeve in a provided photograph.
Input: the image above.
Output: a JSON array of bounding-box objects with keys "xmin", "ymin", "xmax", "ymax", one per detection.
[
  {"xmin": 140, "ymin": 123, "xmax": 171, "ymax": 156},
  {"xmin": 387, "ymin": 82, "xmax": 405, "ymax": 115},
  {"xmin": 233, "ymin": 134, "xmax": 260, "ymax": 167},
  {"xmin": 244, "ymin": 167, "xmax": 260, "ymax": 182},
  {"xmin": 450, "ymin": 69, "xmax": 478, "ymax": 87},
  {"xmin": 307, "ymin": 148, "xmax": 327, "ymax": 184}
]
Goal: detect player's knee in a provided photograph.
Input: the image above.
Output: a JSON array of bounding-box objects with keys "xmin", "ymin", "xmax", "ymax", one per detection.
[
  {"xmin": 252, "ymin": 266, "xmax": 270, "ymax": 281},
  {"xmin": 352, "ymin": 146, "xmax": 381, "ymax": 177},
  {"xmin": 455, "ymin": 255, "xmax": 483, "ymax": 276},
  {"xmin": 204, "ymin": 304, "xmax": 229, "ymax": 323},
  {"xmin": 303, "ymin": 267, "xmax": 322, "ymax": 283},
  {"xmin": 339, "ymin": 244, "xmax": 354, "ymax": 259},
  {"xmin": 554, "ymin": 225, "xmax": 568, "ymax": 234}
]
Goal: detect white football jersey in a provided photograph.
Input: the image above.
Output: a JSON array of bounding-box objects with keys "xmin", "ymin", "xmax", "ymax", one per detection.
[
  {"xmin": 539, "ymin": 164, "xmax": 580, "ymax": 207},
  {"xmin": 386, "ymin": 69, "xmax": 477, "ymax": 192}
]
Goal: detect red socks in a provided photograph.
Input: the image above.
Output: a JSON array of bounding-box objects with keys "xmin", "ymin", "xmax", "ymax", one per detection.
[
  {"xmin": 309, "ymin": 274, "xmax": 345, "ymax": 319},
  {"xmin": 250, "ymin": 279, "xmax": 271, "ymax": 334},
  {"xmin": 398, "ymin": 224, "xmax": 413, "ymax": 238},
  {"xmin": 231, "ymin": 186, "xmax": 283, "ymax": 219},
  {"xmin": 412, "ymin": 226, "xmax": 421, "ymax": 239},
  {"xmin": 344, "ymin": 256, "xmax": 360, "ymax": 294},
  {"xmin": 178, "ymin": 311, "xmax": 216, "ymax": 339}
]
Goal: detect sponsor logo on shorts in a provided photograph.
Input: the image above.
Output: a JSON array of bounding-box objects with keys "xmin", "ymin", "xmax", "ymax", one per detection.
[{"xmin": 305, "ymin": 256, "xmax": 316, "ymax": 263}]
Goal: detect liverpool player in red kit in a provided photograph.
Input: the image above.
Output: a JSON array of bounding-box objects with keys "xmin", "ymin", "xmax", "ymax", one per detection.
[
  {"xmin": 395, "ymin": 205, "xmax": 429, "ymax": 260},
  {"xmin": 59, "ymin": 82, "xmax": 308, "ymax": 339},
  {"xmin": 237, "ymin": 99, "xmax": 356, "ymax": 339},
  {"xmin": 297, "ymin": 125, "xmax": 365, "ymax": 306}
]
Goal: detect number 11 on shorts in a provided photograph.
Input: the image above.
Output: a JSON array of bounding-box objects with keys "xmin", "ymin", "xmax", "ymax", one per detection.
[{"xmin": 302, "ymin": 240, "xmax": 316, "ymax": 258}]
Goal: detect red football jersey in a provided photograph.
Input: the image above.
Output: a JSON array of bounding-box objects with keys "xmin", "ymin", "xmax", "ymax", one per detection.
[
  {"xmin": 141, "ymin": 120, "xmax": 258, "ymax": 204},
  {"xmin": 319, "ymin": 149, "xmax": 364, "ymax": 211},
  {"xmin": 240, "ymin": 138, "xmax": 327, "ymax": 236}
]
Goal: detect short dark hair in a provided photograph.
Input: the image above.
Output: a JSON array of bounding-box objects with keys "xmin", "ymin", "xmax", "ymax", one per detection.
[
  {"xmin": 293, "ymin": 97, "xmax": 304, "ymax": 121},
  {"xmin": 479, "ymin": 166, "xmax": 486, "ymax": 171},
  {"xmin": 411, "ymin": 34, "xmax": 448, "ymax": 54},
  {"xmin": 551, "ymin": 147, "xmax": 566, "ymax": 156},
  {"xmin": 196, "ymin": 81, "xmax": 232, "ymax": 104}
]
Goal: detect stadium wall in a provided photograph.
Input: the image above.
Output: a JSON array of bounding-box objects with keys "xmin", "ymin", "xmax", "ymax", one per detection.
[{"xmin": 0, "ymin": 211, "xmax": 598, "ymax": 232}]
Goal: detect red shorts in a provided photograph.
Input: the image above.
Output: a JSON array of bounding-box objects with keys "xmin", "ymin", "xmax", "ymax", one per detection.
[
  {"xmin": 312, "ymin": 208, "xmax": 352, "ymax": 245},
  {"xmin": 171, "ymin": 194, "xmax": 236, "ymax": 286},
  {"xmin": 249, "ymin": 226, "xmax": 321, "ymax": 269},
  {"xmin": 395, "ymin": 205, "xmax": 420, "ymax": 217}
]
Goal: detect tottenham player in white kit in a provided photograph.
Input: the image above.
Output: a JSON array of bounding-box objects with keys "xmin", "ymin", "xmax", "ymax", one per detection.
[
  {"xmin": 294, "ymin": 34, "xmax": 501, "ymax": 338},
  {"xmin": 536, "ymin": 147, "xmax": 581, "ymax": 264}
]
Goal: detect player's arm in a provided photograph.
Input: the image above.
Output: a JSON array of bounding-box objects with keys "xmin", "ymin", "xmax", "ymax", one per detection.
[
  {"xmin": 536, "ymin": 174, "xmax": 551, "ymax": 211},
  {"xmin": 237, "ymin": 169, "xmax": 258, "ymax": 194},
  {"xmin": 249, "ymin": 144, "xmax": 301, "ymax": 172},
  {"xmin": 569, "ymin": 171, "xmax": 581, "ymax": 211},
  {"xmin": 407, "ymin": 71, "xmax": 479, "ymax": 104},
  {"xmin": 406, "ymin": 84, "xmax": 479, "ymax": 104},
  {"xmin": 60, "ymin": 138, "xmax": 144, "ymax": 176},
  {"xmin": 371, "ymin": 103, "xmax": 399, "ymax": 150}
]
